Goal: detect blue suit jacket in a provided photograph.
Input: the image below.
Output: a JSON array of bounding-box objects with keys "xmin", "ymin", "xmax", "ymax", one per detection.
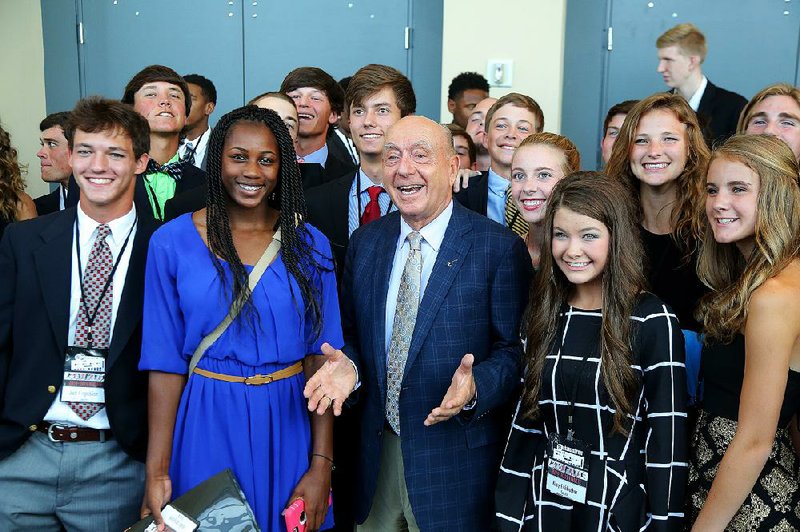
[{"xmin": 342, "ymin": 201, "xmax": 532, "ymax": 531}]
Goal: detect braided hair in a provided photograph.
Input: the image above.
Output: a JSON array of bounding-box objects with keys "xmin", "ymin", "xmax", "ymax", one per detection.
[{"xmin": 204, "ymin": 105, "xmax": 327, "ymax": 338}]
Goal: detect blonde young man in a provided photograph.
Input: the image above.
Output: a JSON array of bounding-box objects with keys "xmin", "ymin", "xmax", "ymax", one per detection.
[{"xmin": 656, "ymin": 23, "xmax": 746, "ymax": 147}]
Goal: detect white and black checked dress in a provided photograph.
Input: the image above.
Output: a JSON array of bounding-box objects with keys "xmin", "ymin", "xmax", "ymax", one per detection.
[{"xmin": 496, "ymin": 293, "xmax": 688, "ymax": 531}]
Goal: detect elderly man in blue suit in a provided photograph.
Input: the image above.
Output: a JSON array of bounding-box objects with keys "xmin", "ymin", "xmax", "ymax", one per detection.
[{"xmin": 305, "ymin": 115, "xmax": 532, "ymax": 531}]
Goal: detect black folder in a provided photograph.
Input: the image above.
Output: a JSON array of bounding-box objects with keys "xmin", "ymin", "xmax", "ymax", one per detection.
[{"xmin": 128, "ymin": 468, "xmax": 259, "ymax": 531}]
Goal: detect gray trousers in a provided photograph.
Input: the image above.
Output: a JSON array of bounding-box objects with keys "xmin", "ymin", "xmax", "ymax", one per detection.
[
  {"xmin": 0, "ymin": 431, "xmax": 145, "ymax": 531},
  {"xmin": 357, "ymin": 431, "xmax": 420, "ymax": 532}
]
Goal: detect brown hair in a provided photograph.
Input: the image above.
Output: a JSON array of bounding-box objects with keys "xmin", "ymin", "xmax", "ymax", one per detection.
[
  {"xmin": 0, "ymin": 124, "xmax": 27, "ymax": 222},
  {"xmin": 485, "ymin": 93, "xmax": 544, "ymax": 134},
  {"xmin": 736, "ymin": 83, "xmax": 800, "ymax": 134},
  {"xmin": 65, "ymin": 97, "xmax": 151, "ymax": 159},
  {"xmin": 522, "ymin": 171, "xmax": 646, "ymax": 435},
  {"xmin": 280, "ymin": 67, "xmax": 345, "ymax": 115},
  {"xmin": 346, "ymin": 64, "xmax": 416, "ymax": 117},
  {"xmin": 605, "ymin": 93, "xmax": 710, "ymax": 248},
  {"xmin": 656, "ymin": 23, "xmax": 707, "ymax": 62},
  {"xmin": 697, "ymin": 134, "xmax": 800, "ymax": 342},
  {"xmin": 516, "ymin": 132, "xmax": 580, "ymax": 174},
  {"xmin": 603, "ymin": 100, "xmax": 639, "ymax": 135},
  {"xmin": 121, "ymin": 64, "xmax": 192, "ymax": 117},
  {"xmin": 444, "ymin": 123, "xmax": 476, "ymax": 165},
  {"xmin": 40, "ymin": 111, "xmax": 71, "ymax": 133}
]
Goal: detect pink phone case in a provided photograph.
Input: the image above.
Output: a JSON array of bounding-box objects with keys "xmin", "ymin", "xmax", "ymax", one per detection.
[
  {"xmin": 284, "ymin": 498, "xmax": 307, "ymax": 532},
  {"xmin": 284, "ymin": 493, "xmax": 333, "ymax": 532}
]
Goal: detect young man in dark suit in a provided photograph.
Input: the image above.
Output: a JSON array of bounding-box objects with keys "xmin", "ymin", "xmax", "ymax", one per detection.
[
  {"xmin": 306, "ymin": 64, "xmax": 416, "ymax": 280},
  {"xmin": 656, "ymin": 23, "xmax": 746, "ymax": 148},
  {"xmin": 305, "ymin": 64, "xmax": 415, "ymax": 532},
  {"xmin": 281, "ymin": 67, "xmax": 356, "ymax": 183},
  {"xmin": 0, "ymin": 97, "xmax": 157, "ymax": 529},
  {"xmin": 34, "ymin": 112, "xmax": 79, "ymax": 216},
  {"xmin": 121, "ymin": 65, "xmax": 206, "ymax": 222},
  {"xmin": 305, "ymin": 116, "xmax": 532, "ymax": 531},
  {"xmin": 179, "ymin": 73, "xmax": 216, "ymax": 171}
]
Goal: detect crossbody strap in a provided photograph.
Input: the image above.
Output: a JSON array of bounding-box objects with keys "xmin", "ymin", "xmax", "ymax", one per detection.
[{"xmin": 188, "ymin": 229, "xmax": 282, "ymax": 374}]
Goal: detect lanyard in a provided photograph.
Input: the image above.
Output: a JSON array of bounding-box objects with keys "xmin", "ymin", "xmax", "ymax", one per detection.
[
  {"xmin": 554, "ymin": 308, "xmax": 595, "ymax": 440},
  {"xmin": 355, "ymin": 170, "xmax": 394, "ymax": 222},
  {"xmin": 74, "ymin": 216, "xmax": 137, "ymax": 347},
  {"xmin": 184, "ymin": 129, "xmax": 204, "ymax": 161},
  {"xmin": 144, "ymin": 178, "xmax": 163, "ymax": 221}
]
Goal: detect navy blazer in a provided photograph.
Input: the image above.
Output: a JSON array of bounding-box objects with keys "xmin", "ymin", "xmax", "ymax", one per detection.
[
  {"xmin": 33, "ymin": 175, "xmax": 80, "ymax": 216},
  {"xmin": 696, "ymin": 80, "xmax": 747, "ymax": 149},
  {"xmin": 342, "ymin": 201, "xmax": 532, "ymax": 530},
  {"xmin": 453, "ymin": 170, "xmax": 490, "ymax": 217},
  {"xmin": 0, "ymin": 208, "xmax": 157, "ymax": 462}
]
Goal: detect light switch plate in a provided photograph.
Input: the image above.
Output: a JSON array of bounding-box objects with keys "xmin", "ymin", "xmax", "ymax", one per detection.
[{"xmin": 487, "ymin": 60, "xmax": 513, "ymax": 87}]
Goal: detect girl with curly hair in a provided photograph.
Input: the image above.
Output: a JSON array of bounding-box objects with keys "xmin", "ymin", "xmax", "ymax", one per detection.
[{"xmin": 0, "ymin": 124, "xmax": 36, "ymax": 237}]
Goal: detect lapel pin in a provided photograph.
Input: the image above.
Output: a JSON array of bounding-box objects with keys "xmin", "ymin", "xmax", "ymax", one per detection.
[{"xmin": 447, "ymin": 259, "xmax": 459, "ymax": 267}]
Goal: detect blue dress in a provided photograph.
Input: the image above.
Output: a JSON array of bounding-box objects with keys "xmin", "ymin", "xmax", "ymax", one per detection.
[{"xmin": 139, "ymin": 214, "xmax": 343, "ymax": 531}]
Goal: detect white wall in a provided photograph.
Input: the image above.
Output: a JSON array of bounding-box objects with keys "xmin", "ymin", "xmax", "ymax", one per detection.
[
  {"xmin": 0, "ymin": 0, "xmax": 48, "ymax": 199},
  {"xmin": 440, "ymin": 0, "xmax": 566, "ymax": 133}
]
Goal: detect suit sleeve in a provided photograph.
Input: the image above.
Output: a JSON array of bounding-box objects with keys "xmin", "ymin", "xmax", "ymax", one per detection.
[
  {"xmin": 339, "ymin": 228, "xmax": 363, "ymax": 380},
  {"xmin": 470, "ymin": 235, "xmax": 532, "ymax": 419},
  {"xmin": 639, "ymin": 301, "xmax": 688, "ymax": 530},
  {"xmin": 0, "ymin": 228, "xmax": 17, "ymax": 402}
]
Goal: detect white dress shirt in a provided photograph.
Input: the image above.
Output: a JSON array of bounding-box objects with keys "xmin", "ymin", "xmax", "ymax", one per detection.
[
  {"xmin": 687, "ymin": 76, "xmax": 708, "ymax": 112},
  {"xmin": 44, "ymin": 204, "xmax": 138, "ymax": 429},
  {"xmin": 180, "ymin": 127, "xmax": 211, "ymax": 168},
  {"xmin": 384, "ymin": 201, "xmax": 453, "ymax": 356}
]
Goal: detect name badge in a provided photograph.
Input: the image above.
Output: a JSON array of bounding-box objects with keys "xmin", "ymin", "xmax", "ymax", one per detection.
[
  {"xmin": 545, "ymin": 432, "xmax": 590, "ymax": 504},
  {"xmin": 61, "ymin": 346, "xmax": 107, "ymax": 404}
]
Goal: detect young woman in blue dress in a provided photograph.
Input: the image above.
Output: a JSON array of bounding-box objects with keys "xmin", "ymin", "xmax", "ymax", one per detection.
[{"xmin": 139, "ymin": 106, "xmax": 343, "ymax": 531}]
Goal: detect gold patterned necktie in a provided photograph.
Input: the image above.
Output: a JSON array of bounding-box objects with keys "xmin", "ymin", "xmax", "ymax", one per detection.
[
  {"xmin": 505, "ymin": 185, "xmax": 527, "ymax": 237},
  {"xmin": 386, "ymin": 231, "xmax": 423, "ymax": 435}
]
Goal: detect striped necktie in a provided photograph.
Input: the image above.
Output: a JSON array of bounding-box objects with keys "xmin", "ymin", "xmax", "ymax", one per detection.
[{"xmin": 504, "ymin": 186, "xmax": 527, "ymax": 237}]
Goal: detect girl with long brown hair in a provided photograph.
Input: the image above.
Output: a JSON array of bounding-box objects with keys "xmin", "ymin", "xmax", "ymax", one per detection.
[
  {"xmin": 495, "ymin": 172, "xmax": 688, "ymax": 531},
  {"xmin": 606, "ymin": 93, "xmax": 709, "ymax": 406},
  {"xmin": 687, "ymin": 134, "xmax": 800, "ymax": 530},
  {"xmin": 0, "ymin": 124, "xmax": 36, "ymax": 238}
]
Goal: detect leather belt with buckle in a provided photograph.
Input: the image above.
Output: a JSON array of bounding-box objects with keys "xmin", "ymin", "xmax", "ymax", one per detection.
[{"xmin": 38, "ymin": 422, "xmax": 112, "ymax": 443}]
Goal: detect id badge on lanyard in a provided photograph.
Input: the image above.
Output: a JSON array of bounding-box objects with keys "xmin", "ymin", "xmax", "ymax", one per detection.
[
  {"xmin": 61, "ymin": 346, "xmax": 107, "ymax": 403},
  {"xmin": 545, "ymin": 347, "xmax": 593, "ymax": 504}
]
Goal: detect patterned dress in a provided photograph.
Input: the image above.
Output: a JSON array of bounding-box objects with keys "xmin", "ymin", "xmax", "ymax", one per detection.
[
  {"xmin": 687, "ymin": 334, "xmax": 800, "ymax": 530},
  {"xmin": 495, "ymin": 294, "xmax": 688, "ymax": 531}
]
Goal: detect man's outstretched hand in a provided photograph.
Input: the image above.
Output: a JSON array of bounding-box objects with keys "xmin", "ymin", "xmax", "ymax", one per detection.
[
  {"xmin": 304, "ymin": 342, "xmax": 357, "ymax": 416},
  {"xmin": 424, "ymin": 354, "xmax": 476, "ymax": 426}
]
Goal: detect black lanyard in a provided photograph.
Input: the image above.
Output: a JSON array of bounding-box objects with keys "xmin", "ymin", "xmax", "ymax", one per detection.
[
  {"xmin": 355, "ymin": 170, "xmax": 394, "ymax": 223},
  {"xmin": 184, "ymin": 130, "xmax": 204, "ymax": 161},
  {"xmin": 143, "ymin": 179, "xmax": 163, "ymax": 221},
  {"xmin": 554, "ymin": 309, "xmax": 595, "ymax": 440},
  {"xmin": 74, "ymin": 216, "xmax": 137, "ymax": 347}
]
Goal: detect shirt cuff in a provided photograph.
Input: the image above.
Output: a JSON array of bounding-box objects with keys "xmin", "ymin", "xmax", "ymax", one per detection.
[{"xmin": 348, "ymin": 356, "xmax": 361, "ymax": 392}]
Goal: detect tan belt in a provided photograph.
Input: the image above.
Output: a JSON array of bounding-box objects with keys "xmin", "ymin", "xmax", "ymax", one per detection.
[{"xmin": 193, "ymin": 361, "xmax": 303, "ymax": 385}]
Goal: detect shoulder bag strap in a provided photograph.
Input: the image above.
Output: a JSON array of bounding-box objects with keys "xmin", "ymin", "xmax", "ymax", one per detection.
[{"xmin": 188, "ymin": 229, "xmax": 282, "ymax": 374}]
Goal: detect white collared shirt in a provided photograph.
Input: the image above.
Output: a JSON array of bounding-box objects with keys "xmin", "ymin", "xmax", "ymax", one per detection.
[
  {"xmin": 348, "ymin": 168, "xmax": 396, "ymax": 235},
  {"xmin": 180, "ymin": 127, "xmax": 211, "ymax": 168},
  {"xmin": 687, "ymin": 76, "xmax": 708, "ymax": 112},
  {"xmin": 384, "ymin": 201, "xmax": 454, "ymax": 355},
  {"xmin": 44, "ymin": 204, "xmax": 138, "ymax": 429}
]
